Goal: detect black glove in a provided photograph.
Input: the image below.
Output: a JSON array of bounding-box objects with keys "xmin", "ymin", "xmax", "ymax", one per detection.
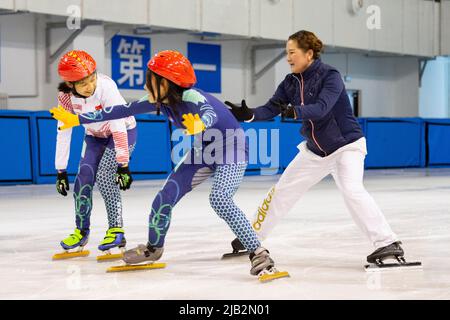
[
  {"xmin": 224, "ymin": 99, "xmax": 254, "ymax": 122},
  {"xmin": 115, "ymin": 165, "xmax": 133, "ymax": 191},
  {"xmin": 56, "ymin": 171, "xmax": 69, "ymax": 196},
  {"xmin": 273, "ymin": 100, "xmax": 297, "ymax": 120}
]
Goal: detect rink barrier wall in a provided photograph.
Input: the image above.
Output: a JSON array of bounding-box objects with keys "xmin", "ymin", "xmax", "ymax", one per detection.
[
  {"xmin": 0, "ymin": 110, "xmax": 34, "ymax": 185},
  {"xmin": 363, "ymin": 118, "xmax": 426, "ymax": 169},
  {"xmin": 0, "ymin": 110, "xmax": 448, "ymax": 185},
  {"xmin": 423, "ymin": 119, "xmax": 450, "ymax": 167},
  {"xmin": 0, "ymin": 110, "xmax": 173, "ymax": 185}
]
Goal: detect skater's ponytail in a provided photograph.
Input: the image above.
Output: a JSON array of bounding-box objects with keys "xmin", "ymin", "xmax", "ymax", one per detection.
[
  {"xmin": 58, "ymin": 82, "xmax": 73, "ymax": 94},
  {"xmin": 146, "ymin": 69, "xmax": 185, "ymax": 111}
]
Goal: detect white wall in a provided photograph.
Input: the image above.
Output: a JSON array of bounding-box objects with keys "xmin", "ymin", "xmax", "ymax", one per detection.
[
  {"xmin": 322, "ymin": 53, "xmax": 419, "ymax": 117},
  {"xmin": 440, "ymin": 0, "xmax": 450, "ymax": 55},
  {"xmin": 419, "ymin": 57, "xmax": 450, "ymax": 118},
  {"xmin": 0, "ymin": 13, "xmax": 102, "ymax": 109},
  {"xmin": 0, "ymin": 13, "xmax": 37, "ymax": 97},
  {"xmin": 0, "ymin": 14, "xmax": 256, "ymax": 110}
]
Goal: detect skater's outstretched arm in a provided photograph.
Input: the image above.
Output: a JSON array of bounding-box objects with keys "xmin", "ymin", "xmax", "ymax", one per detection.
[
  {"xmin": 224, "ymin": 80, "xmax": 289, "ymax": 122},
  {"xmin": 50, "ymin": 95, "xmax": 158, "ymax": 130},
  {"xmin": 252, "ymin": 80, "xmax": 290, "ymax": 121}
]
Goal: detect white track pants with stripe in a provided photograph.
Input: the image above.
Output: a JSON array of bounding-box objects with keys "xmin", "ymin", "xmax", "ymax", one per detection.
[{"xmin": 251, "ymin": 138, "xmax": 398, "ymax": 249}]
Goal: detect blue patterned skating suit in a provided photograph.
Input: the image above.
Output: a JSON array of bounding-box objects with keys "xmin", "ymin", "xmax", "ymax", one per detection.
[{"xmin": 78, "ymin": 88, "xmax": 261, "ymax": 252}]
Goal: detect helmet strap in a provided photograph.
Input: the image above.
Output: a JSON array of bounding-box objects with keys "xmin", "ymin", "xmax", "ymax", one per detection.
[
  {"xmin": 156, "ymin": 76, "xmax": 164, "ymax": 116},
  {"xmin": 156, "ymin": 76, "xmax": 162, "ymax": 103}
]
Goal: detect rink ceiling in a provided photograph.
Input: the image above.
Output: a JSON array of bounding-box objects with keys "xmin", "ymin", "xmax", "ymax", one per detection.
[
  {"xmin": 0, "ymin": 169, "xmax": 449, "ymax": 299},
  {"xmin": 1, "ymin": 0, "xmax": 441, "ymax": 56}
]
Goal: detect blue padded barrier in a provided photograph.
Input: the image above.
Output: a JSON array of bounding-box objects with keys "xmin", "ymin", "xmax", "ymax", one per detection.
[
  {"xmin": 2, "ymin": 110, "xmax": 450, "ymax": 185},
  {"xmin": 0, "ymin": 111, "xmax": 34, "ymax": 185},
  {"xmin": 130, "ymin": 114, "xmax": 173, "ymax": 180},
  {"xmin": 363, "ymin": 118, "xmax": 425, "ymax": 168},
  {"xmin": 424, "ymin": 119, "xmax": 450, "ymax": 167},
  {"xmin": 32, "ymin": 111, "xmax": 84, "ymax": 184}
]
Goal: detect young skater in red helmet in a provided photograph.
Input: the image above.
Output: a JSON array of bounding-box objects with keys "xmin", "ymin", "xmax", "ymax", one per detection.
[{"xmin": 53, "ymin": 50, "xmax": 136, "ymax": 260}]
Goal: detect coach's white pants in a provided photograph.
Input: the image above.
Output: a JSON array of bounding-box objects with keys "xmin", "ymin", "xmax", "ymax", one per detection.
[{"xmin": 252, "ymin": 138, "xmax": 398, "ymax": 249}]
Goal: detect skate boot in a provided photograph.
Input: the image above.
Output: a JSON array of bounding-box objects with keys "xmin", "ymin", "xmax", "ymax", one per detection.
[
  {"xmin": 106, "ymin": 243, "xmax": 166, "ymax": 273},
  {"xmin": 222, "ymin": 237, "xmax": 250, "ymax": 259},
  {"xmin": 52, "ymin": 228, "xmax": 90, "ymax": 260},
  {"xmin": 365, "ymin": 241, "xmax": 422, "ymax": 272},
  {"xmin": 96, "ymin": 227, "xmax": 127, "ymax": 262},
  {"xmin": 249, "ymin": 247, "xmax": 289, "ymax": 282}
]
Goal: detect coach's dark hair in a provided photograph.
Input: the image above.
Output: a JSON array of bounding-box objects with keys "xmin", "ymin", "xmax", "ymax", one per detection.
[{"xmin": 288, "ymin": 30, "xmax": 324, "ymax": 59}]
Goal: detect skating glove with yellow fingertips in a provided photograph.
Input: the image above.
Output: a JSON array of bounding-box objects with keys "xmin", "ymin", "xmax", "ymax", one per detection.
[
  {"xmin": 181, "ymin": 113, "xmax": 206, "ymax": 135},
  {"xmin": 49, "ymin": 105, "xmax": 80, "ymax": 130}
]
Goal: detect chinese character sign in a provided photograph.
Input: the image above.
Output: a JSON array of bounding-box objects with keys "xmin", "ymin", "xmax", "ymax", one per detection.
[
  {"xmin": 111, "ymin": 35, "xmax": 151, "ymax": 90},
  {"xmin": 188, "ymin": 42, "xmax": 221, "ymax": 93}
]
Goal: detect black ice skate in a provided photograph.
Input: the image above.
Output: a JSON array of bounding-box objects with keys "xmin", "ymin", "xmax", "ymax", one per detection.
[
  {"xmin": 221, "ymin": 238, "xmax": 250, "ymax": 259},
  {"xmin": 365, "ymin": 241, "xmax": 422, "ymax": 272}
]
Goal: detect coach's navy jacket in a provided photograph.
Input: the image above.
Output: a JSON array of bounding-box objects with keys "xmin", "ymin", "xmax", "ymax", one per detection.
[{"xmin": 253, "ymin": 59, "xmax": 364, "ymax": 157}]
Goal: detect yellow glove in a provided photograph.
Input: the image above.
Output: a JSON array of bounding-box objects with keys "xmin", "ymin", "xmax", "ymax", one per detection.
[
  {"xmin": 182, "ymin": 113, "xmax": 206, "ymax": 135},
  {"xmin": 49, "ymin": 105, "xmax": 80, "ymax": 130}
]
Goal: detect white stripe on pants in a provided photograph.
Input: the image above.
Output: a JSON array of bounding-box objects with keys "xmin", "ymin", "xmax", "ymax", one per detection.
[{"xmin": 251, "ymin": 138, "xmax": 398, "ymax": 249}]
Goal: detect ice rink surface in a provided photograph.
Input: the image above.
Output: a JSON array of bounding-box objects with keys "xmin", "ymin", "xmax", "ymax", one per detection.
[{"xmin": 1, "ymin": 168, "xmax": 449, "ymax": 300}]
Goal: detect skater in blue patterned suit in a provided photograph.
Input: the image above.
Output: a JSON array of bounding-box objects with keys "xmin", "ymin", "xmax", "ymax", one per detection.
[{"xmin": 51, "ymin": 50, "xmax": 287, "ymax": 279}]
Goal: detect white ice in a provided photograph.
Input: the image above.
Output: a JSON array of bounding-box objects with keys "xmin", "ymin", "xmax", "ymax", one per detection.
[{"xmin": 1, "ymin": 168, "xmax": 449, "ymax": 300}]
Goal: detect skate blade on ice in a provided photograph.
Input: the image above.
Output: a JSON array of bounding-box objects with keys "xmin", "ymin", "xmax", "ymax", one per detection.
[
  {"xmin": 106, "ymin": 262, "xmax": 166, "ymax": 273},
  {"xmin": 221, "ymin": 250, "xmax": 249, "ymax": 259},
  {"xmin": 97, "ymin": 253, "xmax": 123, "ymax": 262},
  {"xmin": 97, "ymin": 248, "xmax": 125, "ymax": 262},
  {"xmin": 52, "ymin": 250, "xmax": 90, "ymax": 260},
  {"xmin": 365, "ymin": 261, "xmax": 422, "ymax": 272},
  {"xmin": 258, "ymin": 269, "xmax": 290, "ymax": 283}
]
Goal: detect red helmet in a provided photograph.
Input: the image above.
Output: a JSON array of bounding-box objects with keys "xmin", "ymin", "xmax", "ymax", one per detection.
[
  {"xmin": 58, "ymin": 50, "xmax": 97, "ymax": 82},
  {"xmin": 147, "ymin": 50, "xmax": 196, "ymax": 88}
]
